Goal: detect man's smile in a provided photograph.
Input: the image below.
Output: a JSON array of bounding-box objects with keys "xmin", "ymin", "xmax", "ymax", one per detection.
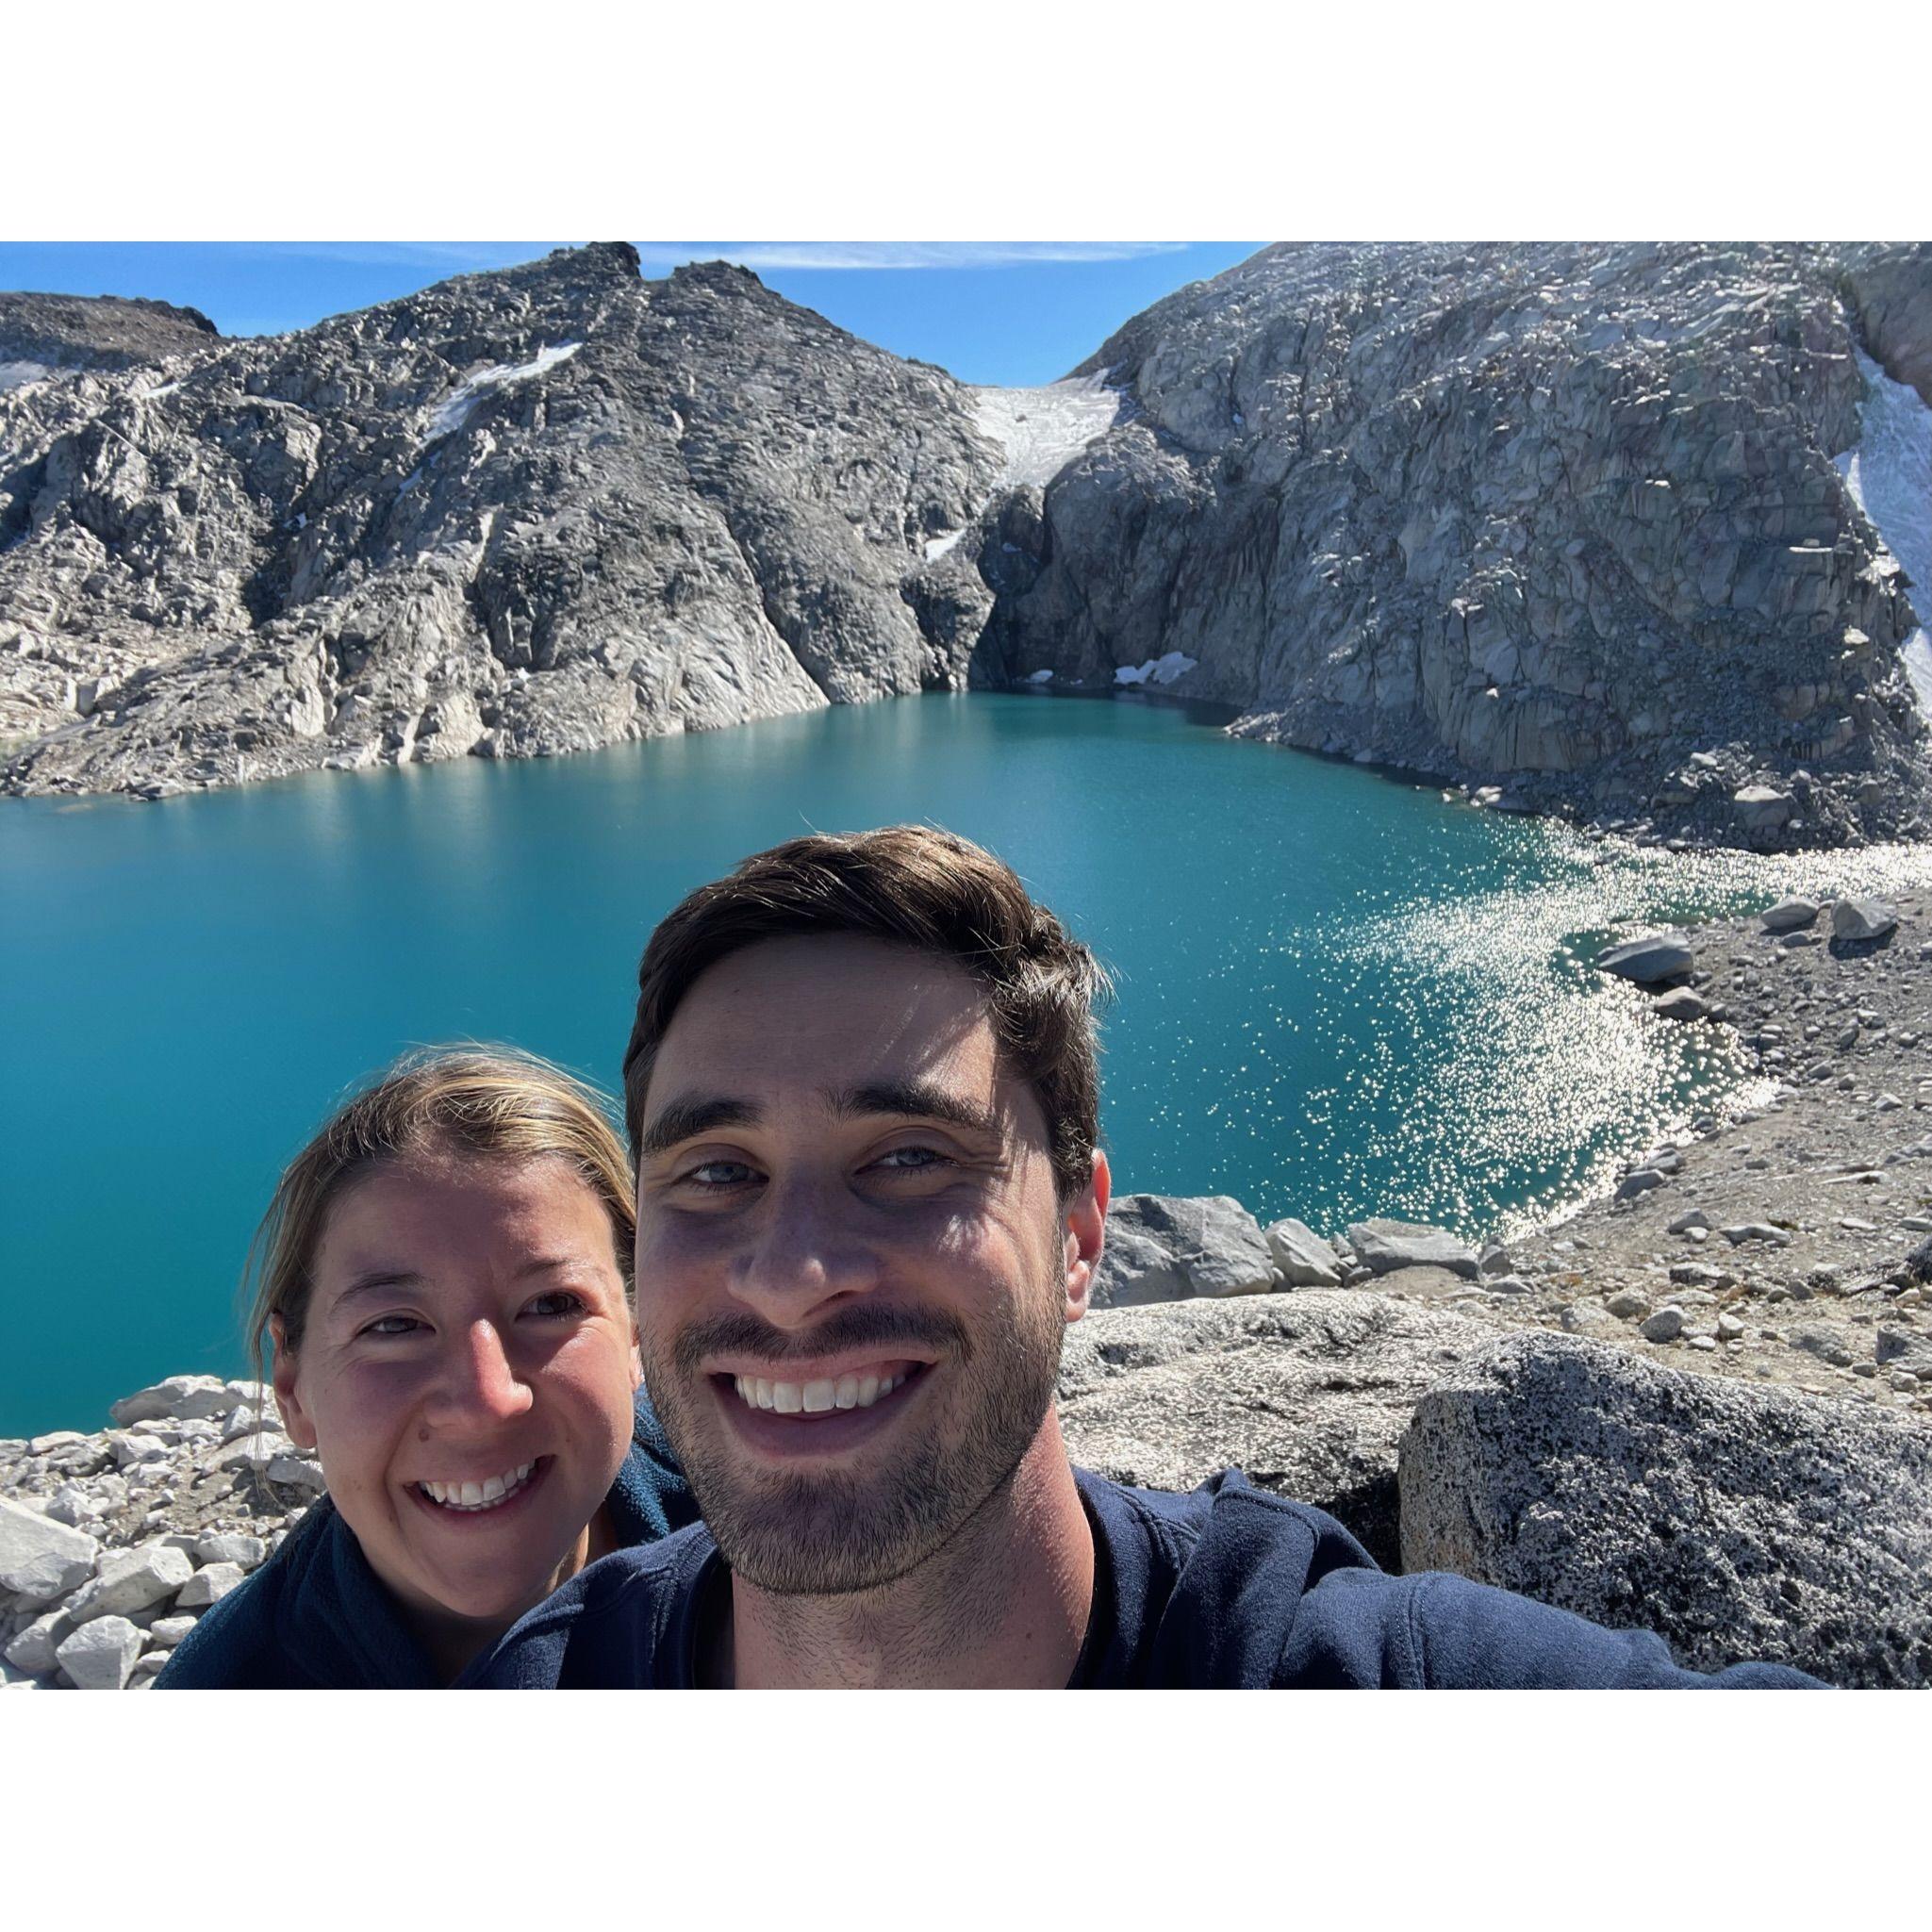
[{"xmin": 706, "ymin": 1359, "xmax": 934, "ymax": 1455}]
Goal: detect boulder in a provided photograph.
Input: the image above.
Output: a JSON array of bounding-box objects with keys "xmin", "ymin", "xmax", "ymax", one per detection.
[
  {"xmin": 192, "ymin": 1531, "xmax": 266, "ymax": 1569},
  {"xmin": 1732, "ymin": 784, "xmax": 1794, "ymax": 834},
  {"xmin": 175, "ymin": 1561, "xmax": 245, "ymax": 1609},
  {"xmin": 1831, "ymin": 898, "xmax": 1899, "ymax": 944},
  {"xmin": 1263, "ymin": 1216, "xmax": 1345, "ymax": 1288},
  {"xmin": 1596, "ymin": 931, "xmax": 1693, "ymax": 984},
  {"xmin": 1089, "ymin": 1194, "xmax": 1276, "ymax": 1308},
  {"xmin": 1059, "ymin": 1290, "xmax": 1493, "ymax": 1569},
  {"xmin": 4, "ymin": 1609, "xmax": 73, "ymax": 1676},
  {"xmin": 147, "ymin": 1615, "xmax": 198, "ymax": 1648},
  {"xmin": 1759, "ymin": 896, "xmax": 1819, "ymax": 933},
  {"xmin": 1398, "ymin": 1333, "xmax": 1932, "ymax": 1687},
  {"xmin": 109, "ymin": 1374, "xmax": 236, "ymax": 1426},
  {"xmin": 0, "ymin": 1497, "xmax": 100, "ymax": 1603},
  {"xmin": 67, "ymin": 1543, "xmax": 192, "ymax": 1623},
  {"xmin": 1345, "ymin": 1219, "xmax": 1481, "ymax": 1280},
  {"xmin": 264, "ymin": 1453, "xmax": 327, "ymax": 1492},
  {"xmin": 1649, "ymin": 988, "xmax": 1709, "ymax": 1022},
  {"xmin": 55, "ymin": 1614, "xmax": 145, "ymax": 1692}
]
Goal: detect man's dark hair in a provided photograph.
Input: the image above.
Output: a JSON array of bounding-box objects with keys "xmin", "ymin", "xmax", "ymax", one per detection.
[{"xmin": 621, "ymin": 826, "xmax": 1111, "ymax": 1198}]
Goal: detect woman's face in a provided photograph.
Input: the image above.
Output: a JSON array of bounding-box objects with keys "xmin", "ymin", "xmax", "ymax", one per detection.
[{"xmin": 274, "ymin": 1149, "xmax": 641, "ymax": 1634}]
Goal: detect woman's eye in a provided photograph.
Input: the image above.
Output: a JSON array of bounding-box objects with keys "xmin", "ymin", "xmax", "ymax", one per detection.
[
  {"xmin": 360, "ymin": 1314, "xmax": 423, "ymax": 1339},
  {"xmin": 524, "ymin": 1291, "xmax": 586, "ymax": 1319}
]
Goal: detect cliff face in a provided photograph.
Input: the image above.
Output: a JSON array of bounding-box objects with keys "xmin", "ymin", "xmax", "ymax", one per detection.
[
  {"xmin": 0, "ymin": 245, "xmax": 999, "ymax": 794},
  {"xmin": 974, "ymin": 242, "xmax": 1932, "ymax": 847}
]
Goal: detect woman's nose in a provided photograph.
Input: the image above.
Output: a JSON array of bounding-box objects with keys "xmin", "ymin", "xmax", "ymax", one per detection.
[{"xmin": 427, "ymin": 1319, "xmax": 534, "ymax": 1426}]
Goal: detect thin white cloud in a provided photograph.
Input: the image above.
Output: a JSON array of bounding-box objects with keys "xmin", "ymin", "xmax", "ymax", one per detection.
[{"xmin": 629, "ymin": 241, "xmax": 1191, "ymax": 272}]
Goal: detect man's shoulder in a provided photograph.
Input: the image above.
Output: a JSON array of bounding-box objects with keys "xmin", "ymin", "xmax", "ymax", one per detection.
[
  {"xmin": 463, "ymin": 1520, "xmax": 718, "ymax": 1689},
  {"xmin": 1078, "ymin": 1467, "xmax": 1825, "ymax": 1689}
]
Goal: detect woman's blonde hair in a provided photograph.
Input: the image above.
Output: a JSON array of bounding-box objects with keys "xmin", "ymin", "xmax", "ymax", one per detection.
[{"xmin": 245, "ymin": 1047, "xmax": 636, "ymax": 1384}]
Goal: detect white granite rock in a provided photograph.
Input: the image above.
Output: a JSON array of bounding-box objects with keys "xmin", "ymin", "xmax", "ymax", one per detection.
[
  {"xmin": 67, "ymin": 1542, "xmax": 193, "ymax": 1623},
  {"xmin": 55, "ymin": 1614, "xmax": 145, "ymax": 1691},
  {"xmin": 0, "ymin": 1496, "xmax": 101, "ymax": 1603}
]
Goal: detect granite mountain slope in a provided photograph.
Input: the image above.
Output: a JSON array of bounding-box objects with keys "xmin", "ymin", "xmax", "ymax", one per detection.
[
  {"xmin": 0, "ymin": 244, "xmax": 999, "ymax": 792},
  {"xmin": 976, "ymin": 241, "xmax": 1932, "ymax": 848}
]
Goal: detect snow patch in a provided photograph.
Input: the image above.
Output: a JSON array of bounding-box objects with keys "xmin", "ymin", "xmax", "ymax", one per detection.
[
  {"xmin": 972, "ymin": 372, "xmax": 1125, "ymax": 488},
  {"xmin": 1114, "ymin": 652, "xmax": 1197, "ymax": 687},
  {"xmin": 426, "ymin": 341, "xmax": 582, "ymax": 443},
  {"xmin": 1027, "ymin": 669, "xmax": 1055, "ymax": 684},
  {"xmin": 923, "ymin": 528, "xmax": 967, "ymax": 561},
  {"xmin": 1837, "ymin": 347, "xmax": 1932, "ymax": 717},
  {"xmin": 0, "ymin": 359, "xmax": 54, "ymax": 393}
]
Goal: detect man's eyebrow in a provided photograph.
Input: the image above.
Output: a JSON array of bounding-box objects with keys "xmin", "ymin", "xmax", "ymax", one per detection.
[
  {"xmin": 828, "ymin": 1080, "xmax": 999, "ymax": 1137},
  {"xmin": 636, "ymin": 1096, "xmax": 763, "ymax": 1162}
]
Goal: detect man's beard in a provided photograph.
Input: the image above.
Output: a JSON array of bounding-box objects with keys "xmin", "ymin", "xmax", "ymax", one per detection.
[{"xmin": 643, "ymin": 1291, "xmax": 1066, "ymax": 1596}]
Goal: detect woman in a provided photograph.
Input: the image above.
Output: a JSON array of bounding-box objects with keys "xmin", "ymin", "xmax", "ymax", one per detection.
[{"xmin": 159, "ymin": 1048, "xmax": 699, "ymax": 1687}]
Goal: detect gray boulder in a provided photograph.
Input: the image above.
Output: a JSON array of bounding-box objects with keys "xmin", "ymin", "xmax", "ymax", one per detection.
[
  {"xmin": 1345, "ymin": 1219, "xmax": 1481, "ymax": 1280},
  {"xmin": 4, "ymin": 1609, "xmax": 73, "ymax": 1676},
  {"xmin": 175, "ymin": 1561, "xmax": 245, "ymax": 1608},
  {"xmin": 1398, "ymin": 1333, "xmax": 1932, "ymax": 1686},
  {"xmin": 0, "ymin": 1497, "xmax": 100, "ymax": 1602},
  {"xmin": 1263, "ymin": 1216, "xmax": 1345, "ymax": 1288},
  {"xmin": 67, "ymin": 1542, "xmax": 192, "ymax": 1623},
  {"xmin": 55, "ymin": 1614, "xmax": 145, "ymax": 1692},
  {"xmin": 1732, "ymin": 784, "xmax": 1793, "ymax": 834},
  {"xmin": 1059, "ymin": 1291, "xmax": 1493, "ymax": 1568},
  {"xmin": 1089, "ymin": 1194, "xmax": 1275, "ymax": 1308},
  {"xmin": 1831, "ymin": 898, "xmax": 1899, "ymax": 944},
  {"xmin": 108, "ymin": 1374, "xmax": 234, "ymax": 1425},
  {"xmin": 1759, "ymin": 895, "xmax": 1820, "ymax": 933},
  {"xmin": 1596, "ymin": 932, "xmax": 1693, "ymax": 984},
  {"xmin": 1649, "ymin": 988, "xmax": 1709, "ymax": 1022}
]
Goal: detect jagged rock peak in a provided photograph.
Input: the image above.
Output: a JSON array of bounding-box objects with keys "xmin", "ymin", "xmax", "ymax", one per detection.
[{"xmin": 0, "ymin": 291, "xmax": 221, "ymax": 373}]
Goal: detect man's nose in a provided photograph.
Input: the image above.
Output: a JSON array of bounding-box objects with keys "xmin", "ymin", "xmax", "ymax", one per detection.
[
  {"xmin": 426, "ymin": 1320, "xmax": 534, "ymax": 1427},
  {"xmin": 729, "ymin": 1178, "xmax": 883, "ymax": 1329}
]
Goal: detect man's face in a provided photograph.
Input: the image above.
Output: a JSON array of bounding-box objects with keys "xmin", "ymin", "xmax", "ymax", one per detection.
[{"xmin": 633, "ymin": 933, "xmax": 1105, "ymax": 1595}]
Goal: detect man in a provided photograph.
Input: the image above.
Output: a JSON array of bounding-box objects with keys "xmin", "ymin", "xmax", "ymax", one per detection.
[{"xmin": 466, "ymin": 826, "xmax": 1819, "ymax": 1689}]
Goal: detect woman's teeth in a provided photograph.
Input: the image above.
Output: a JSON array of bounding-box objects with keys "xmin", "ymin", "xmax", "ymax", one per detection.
[
  {"xmin": 419, "ymin": 1461, "xmax": 537, "ymax": 1511},
  {"xmin": 732, "ymin": 1371, "xmax": 909, "ymax": 1414}
]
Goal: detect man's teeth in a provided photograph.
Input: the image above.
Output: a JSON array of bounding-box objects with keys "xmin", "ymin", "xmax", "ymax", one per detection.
[
  {"xmin": 419, "ymin": 1461, "xmax": 537, "ymax": 1511},
  {"xmin": 731, "ymin": 1371, "xmax": 909, "ymax": 1413}
]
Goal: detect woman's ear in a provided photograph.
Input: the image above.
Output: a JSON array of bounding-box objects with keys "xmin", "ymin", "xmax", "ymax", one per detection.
[
  {"xmin": 1061, "ymin": 1148, "xmax": 1111, "ymax": 1326},
  {"xmin": 270, "ymin": 1314, "xmax": 318, "ymax": 1450}
]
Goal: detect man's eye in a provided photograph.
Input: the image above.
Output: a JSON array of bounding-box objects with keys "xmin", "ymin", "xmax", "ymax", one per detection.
[
  {"xmin": 361, "ymin": 1314, "xmax": 424, "ymax": 1338},
  {"xmin": 871, "ymin": 1146, "xmax": 951, "ymax": 1173},
  {"xmin": 524, "ymin": 1291, "xmax": 586, "ymax": 1319},
  {"xmin": 683, "ymin": 1160, "xmax": 758, "ymax": 1188}
]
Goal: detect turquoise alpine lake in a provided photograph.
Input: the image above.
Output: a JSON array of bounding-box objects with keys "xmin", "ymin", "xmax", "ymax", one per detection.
[{"xmin": 6, "ymin": 692, "xmax": 1931, "ymax": 1439}]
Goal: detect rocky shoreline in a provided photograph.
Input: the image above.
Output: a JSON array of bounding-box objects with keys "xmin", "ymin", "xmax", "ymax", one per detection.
[{"xmin": 5, "ymin": 884, "xmax": 1928, "ymax": 1688}]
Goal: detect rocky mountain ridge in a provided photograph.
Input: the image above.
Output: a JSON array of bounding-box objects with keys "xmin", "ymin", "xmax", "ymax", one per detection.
[
  {"xmin": 1, "ymin": 243, "xmax": 999, "ymax": 793},
  {"xmin": 4, "ymin": 240, "xmax": 1930, "ymax": 848},
  {"xmin": 981, "ymin": 241, "xmax": 1932, "ymax": 849}
]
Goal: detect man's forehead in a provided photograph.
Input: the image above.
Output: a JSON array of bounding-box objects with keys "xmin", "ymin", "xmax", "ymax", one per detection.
[{"xmin": 653, "ymin": 933, "xmax": 999, "ymax": 1088}]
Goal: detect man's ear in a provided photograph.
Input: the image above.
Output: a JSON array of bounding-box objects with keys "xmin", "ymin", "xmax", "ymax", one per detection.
[
  {"xmin": 1061, "ymin": 1148, "xmax": 1111, "ymax": 1326},
  {"xmin": 269, "ymin": 1315, "xmax": 318, "ymax": 1451}
]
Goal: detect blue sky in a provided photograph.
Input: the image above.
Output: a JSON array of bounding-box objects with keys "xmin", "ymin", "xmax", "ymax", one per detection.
[{"xmin": 0, "ymin": 241, "xmax": 1262, "ymax": 388}]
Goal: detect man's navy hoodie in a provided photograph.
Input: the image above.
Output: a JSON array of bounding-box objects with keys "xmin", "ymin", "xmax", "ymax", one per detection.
[
  {"xmin": 156, "ymin": 1392, "xmax": 699, "ymax": 1689},
  {"xmin": 460, "ymin": 1468, "xmax": 1825, "ymax": 1689}
]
